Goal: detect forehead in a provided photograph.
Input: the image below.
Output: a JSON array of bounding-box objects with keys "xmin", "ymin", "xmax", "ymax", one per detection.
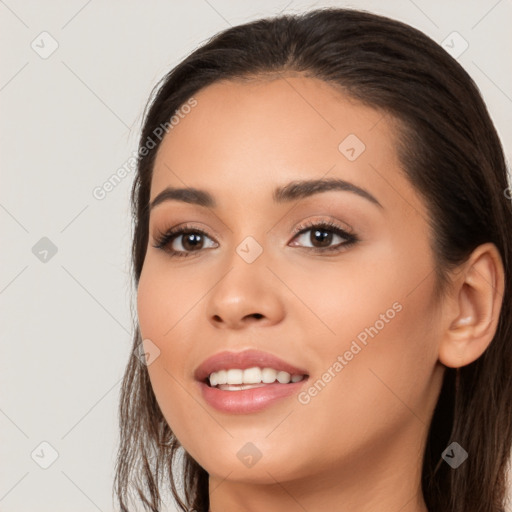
[{"xmin": 150, "ymin": 75, "xmax": 420, "ymax": 215}]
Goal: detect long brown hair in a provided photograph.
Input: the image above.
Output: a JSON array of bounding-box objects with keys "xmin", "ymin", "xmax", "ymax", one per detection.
[{"xmin": 114, "ymin": 8, "xmax": 512, "ymax": 512}]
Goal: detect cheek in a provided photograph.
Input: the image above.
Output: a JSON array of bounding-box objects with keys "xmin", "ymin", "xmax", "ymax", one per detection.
[
  {"xmin": 275, "ymin": 238, "xmax": 429, "ymax": 363},
  {"xmin": 136, "ymin": 256, "xmax": 213, "ymax": 445},
  {"xmin": 290, "ymin": 240, "xmax": 440, "ymax": 426},
  {"xmin": 136, "ymin": 255, "xmax": 202, "ymax": 341},
  {"xmin": 305, "ymin": 264, "xmax": 439, "ymax": 427}
]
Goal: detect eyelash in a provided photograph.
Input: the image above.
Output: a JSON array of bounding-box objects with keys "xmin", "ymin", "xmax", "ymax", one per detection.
[{"xmin": 152, "ymin": 220, "xmax": 359, "ymax": 258}]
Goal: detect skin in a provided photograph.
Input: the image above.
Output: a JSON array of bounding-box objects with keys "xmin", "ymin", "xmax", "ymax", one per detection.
[{"xmin": 136, "ymin": 75, "xmax": 505, "ymax": 512}]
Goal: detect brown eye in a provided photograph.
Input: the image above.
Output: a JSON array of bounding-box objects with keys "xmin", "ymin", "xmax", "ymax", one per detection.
[
  {"xmin": 290, "ymin": 222, "xmax": 357, "ymax": 252},
  {"xmin": 178, "ymin": 231, "xmax": 206, "ymax": 252},
  {"xmin": 153, "ymin": 226, "xmax": 218, "ymax": 257},
  {"xmin": 309, "ymin": 228, "xmax": 334, "ymax": 248}
]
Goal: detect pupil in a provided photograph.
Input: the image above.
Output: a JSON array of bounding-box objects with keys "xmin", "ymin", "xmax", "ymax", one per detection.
[
  {"xmin": 183, "ymin": 232, "xmax": 202, "ymax": 250},
  {"xmin": 313, "ymin": 229, "xmax": 332, "ymax": 247}
]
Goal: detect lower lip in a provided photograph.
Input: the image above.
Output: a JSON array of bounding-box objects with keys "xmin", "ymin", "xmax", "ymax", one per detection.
[{"xmin": 198, "ymin": 379, "xmax": 308, "ymax": 414}]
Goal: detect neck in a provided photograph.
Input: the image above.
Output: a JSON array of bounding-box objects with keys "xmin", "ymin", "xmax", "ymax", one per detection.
[{"xmin": 208, "ymin": 422, "xmax": 430, "ymax": 512}]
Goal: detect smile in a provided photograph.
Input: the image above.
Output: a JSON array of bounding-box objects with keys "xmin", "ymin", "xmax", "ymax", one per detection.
[{"xmin": 195, "ymin": 350, "xmax": 310, "ymax": 413}]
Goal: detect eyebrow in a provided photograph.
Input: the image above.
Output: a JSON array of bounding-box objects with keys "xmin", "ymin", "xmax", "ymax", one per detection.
[{"xmin": 149, "ymin": 178, "xmax": 382, "ymax": 211}]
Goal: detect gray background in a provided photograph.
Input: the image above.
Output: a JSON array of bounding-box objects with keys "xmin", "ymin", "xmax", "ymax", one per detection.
[{"xmin": 1, "ymin": 0, "xmax": 511, "ymax": 511}]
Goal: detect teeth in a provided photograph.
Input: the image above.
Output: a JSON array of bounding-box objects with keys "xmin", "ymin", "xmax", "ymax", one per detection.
[
  {"xmin": 262, "ymin": 367, "xmax": 278, "ymax": 383},
  {"xmin": 226, "ymin": 369, "xmax": 243, "ymax": 385},
  {"xmin": 243, "ymin": 367, "xmax": 262, "ymax": 384},
  {"xmin": 208, "ymin": 367, "xmax": 306, "ymax": 387},
  {"xmin": 276, "ymin": 371, "xmax": 291, "ymax": 384},
  {"xmin": 209, "ymin": 369, "xmax": 227, "ymax": 387},
  {"xmin": 218, "ymin": 383, "xmax": 268, "ymax": 391}
]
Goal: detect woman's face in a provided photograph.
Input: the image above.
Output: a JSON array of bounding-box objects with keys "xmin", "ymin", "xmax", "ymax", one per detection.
[{"xmin": 137, "ymin": 75, "xmax": 446, "ymax": 487}]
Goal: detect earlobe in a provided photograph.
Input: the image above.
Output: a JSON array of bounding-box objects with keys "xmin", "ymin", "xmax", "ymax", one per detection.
[{"xmin": 438, "ymin": 243, "xmax": 505, "ymax": 369}]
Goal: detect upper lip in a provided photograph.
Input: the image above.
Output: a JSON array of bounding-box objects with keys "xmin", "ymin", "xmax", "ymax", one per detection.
[{"xmin": 194, "ymin": 349, "xmax": 309, "ymax": 382}]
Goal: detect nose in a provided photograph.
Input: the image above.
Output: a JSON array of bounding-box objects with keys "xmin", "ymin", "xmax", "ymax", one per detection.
[{"xmin": 205, "ymin": 261, "xmax": 285, "ymax": 330}]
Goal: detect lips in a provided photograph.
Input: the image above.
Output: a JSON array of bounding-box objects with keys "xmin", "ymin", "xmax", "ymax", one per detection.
[
  {"xmin": 194, "ymin": 349, "xmax": 309, "ymax": 384},
  {"xmin": 194, "ymin": 349, "xmax": 310, "ymax": 414}
]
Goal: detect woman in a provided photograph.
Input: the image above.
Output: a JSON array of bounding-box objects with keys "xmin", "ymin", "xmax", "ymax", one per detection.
[{"xmin": 114, "ymin": 7, "xmax": 512, "ymax": 512}]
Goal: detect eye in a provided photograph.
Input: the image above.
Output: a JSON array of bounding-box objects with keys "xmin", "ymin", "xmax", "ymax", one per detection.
[
  {"xmin": 152, "ymin": 223, "xmax": 218, "ymax": 258},
  {"xmin": 289, "ymin": 220, "xmax": 358, "ymax": 253},
  {"xmin": 152, "ymin": 219, "xmax": 359, "ymax": 258}
]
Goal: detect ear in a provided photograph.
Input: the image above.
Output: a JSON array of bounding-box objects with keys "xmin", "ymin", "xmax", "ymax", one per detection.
[{"xmin": 438, "ymin": 243, "xmax": 505, "ymax": 368}]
